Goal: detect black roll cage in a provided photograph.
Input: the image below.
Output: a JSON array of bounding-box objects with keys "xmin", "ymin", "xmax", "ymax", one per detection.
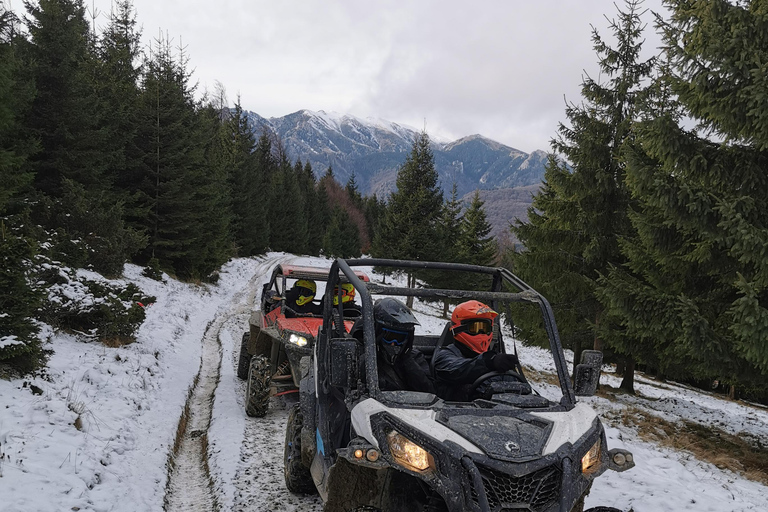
[{"xmin": 322, "ymin": 258, "xmax": 576, "ymax": 408}]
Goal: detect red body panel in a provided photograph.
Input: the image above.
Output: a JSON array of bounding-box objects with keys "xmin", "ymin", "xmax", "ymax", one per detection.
[{"xmin": 263, "ymin": 307, "xmax": 354, "ymax": 337}]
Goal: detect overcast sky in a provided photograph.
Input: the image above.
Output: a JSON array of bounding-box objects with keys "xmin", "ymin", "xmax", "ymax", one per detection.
[{"xmin": 82, "ymin": 0, "xmax": 667, "ymax": 154}]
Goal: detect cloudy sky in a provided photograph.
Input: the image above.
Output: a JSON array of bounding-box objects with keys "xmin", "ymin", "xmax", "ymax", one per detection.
[{"xmin": 84, "ymin": 0, "xmax": 666, "ymax": 153}]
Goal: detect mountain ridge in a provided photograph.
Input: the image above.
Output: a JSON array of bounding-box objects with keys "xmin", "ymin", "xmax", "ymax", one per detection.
[{"xmin": 243, "ymin": 109, "xmax": 548, "ymax": 198}]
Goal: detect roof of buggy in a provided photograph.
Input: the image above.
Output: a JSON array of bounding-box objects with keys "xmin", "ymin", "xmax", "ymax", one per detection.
[{"xmin": 278, "ymin": 264, "xmax": 370, "ymax": 282}]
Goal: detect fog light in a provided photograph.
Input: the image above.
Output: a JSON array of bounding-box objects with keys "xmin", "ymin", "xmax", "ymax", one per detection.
[
  {"xmin": 625, "ymin": 453, "xmax": 633, "ymax": 463},
  {"xmin": 613, "ymin": 452, "xmax": 626, "ymax": 466},
  {"xmin": 366, "ymin": 449, "xmax": 380, "ymax": 462},
  {"xmin": 354, "ymin": 449, "xmax": 364, "ymax": 459}
]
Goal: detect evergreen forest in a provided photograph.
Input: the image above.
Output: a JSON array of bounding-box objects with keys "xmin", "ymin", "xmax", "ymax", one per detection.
[
  {"xmin": 2, "ymin": 0, "xmax": 768, "ymax": 404},
  {"xmin": 0, "ymin": 0, "xmax": 497, "ymax": 372}
]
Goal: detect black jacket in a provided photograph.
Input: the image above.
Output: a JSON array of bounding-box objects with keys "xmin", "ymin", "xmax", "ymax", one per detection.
[
  {"xmin": 284, "ymin": 287, "xmax": 321, "ymax": 316},
  {"xmin": 350, "ymin": 318, "xmax": 435, "ymax": 394},
  {"xmin": 434, "ymin": 336, "xmax": 497, "ymax": 401},
  {"xmin": 377, "ymin": 350, "xmax": 436, "ymax": 394}
]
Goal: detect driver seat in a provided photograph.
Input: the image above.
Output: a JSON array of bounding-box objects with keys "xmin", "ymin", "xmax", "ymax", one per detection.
[{"xmin": 430, "ymin": 322, "xmax": 453, "ymax": 380}]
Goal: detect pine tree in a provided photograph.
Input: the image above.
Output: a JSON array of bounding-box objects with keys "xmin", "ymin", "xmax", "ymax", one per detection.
[
  {"xmin": 298, "ymin": 161, "xmax": 321, "ymax": 255},
  {"xmin": 322, "ymin": 205, "xmax": 361, "ymax": 258},
  {"xmin": 0, "ymin": 8, "xmax": 40, "ymax": 365},
  {"xmin": 269, "ymin": 149, "xmax": 303, "ymax": 253},
  {"xmin": 510, "ymin": 0, "xmax": 654, "ymax": 389},
  {"xmin": 460, "ymin": 190, "xmax": 496, "ymax": 267},
  {"xmin": 372, "ymin": 131, "xmax": 443, "ymax": 304},
  {"xmin": 250, "ymin": 131, "xmax": 274, "ymax": 252},
  {"xmin": 430, "ymin": 182, "xmax": 464, "ymax": 317},
  {"xmin": 226, "ymin": 101, "xmax": 269, "ymax": 255},
  {"xmin": 97, "ymin": 0, "xmax": 143, "ymax": 194},
  {"xmin": 599, "ymin": 0, "xmax": 768, "ymax": 392},
  {"xmin": 0, "ymin": 8, "xmax": 34, "ymax": 209},
  {"xmin": 24, "ymin": 0, "xmax": 109, "ymax": 196},
  {"xmin": 132, "ymin": 36, "xmax": 228, "ymax": 279}
]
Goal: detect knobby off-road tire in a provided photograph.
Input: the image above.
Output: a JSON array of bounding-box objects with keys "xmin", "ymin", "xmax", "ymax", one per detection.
[
  {"xmin": 245, "ymin": 355, "xmax": 271, "ymax": 417},
  {"xmin": 237, "ymin": 333, "xmax": 251, "ymax": 380},
  {"xmin": 284, "ymin": 403, "xmax": 317, "ymax": 494}
]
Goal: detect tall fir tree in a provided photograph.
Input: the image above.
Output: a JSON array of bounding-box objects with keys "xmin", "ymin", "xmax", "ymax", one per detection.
[
  {"xmin": 431, "ymin": 182, "xmax": 464, "ymax": 317},
  {"xmin": 268, "ymin": 148, "xmax": 303, "ymax": 253},
  {"xmin": 0, "ymin": 7, "xmax": 40, "ymax": 364},
  {"xmin": 511, "ymin": 0, "xmax": 654, "ymax": 389},
  {"xmin": 225, "ymin": 100, "xmax": 269, "ymax": 255},
  {"xmin": 24, "ymin": 0, "xmax": 109, "ymax": 196},
  {"xmin": 599, "ymin": 0, "xmax": 768, "ymax": 396},
  {"xmin": 372, "ymin": 131, "xmax": 443, "ymax": 304},
  {"xmin": 97, "ymin": 0, "xmax": 144, "ymax": 196},
  {"xmin": 460, "ymin": 190, "xmax": 497, "ymax": 267},
  {"xmin": 133, "ymin": 36, "xmax": 228, "ymax": 279}
]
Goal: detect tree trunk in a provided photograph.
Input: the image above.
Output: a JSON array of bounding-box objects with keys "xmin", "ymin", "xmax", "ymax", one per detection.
[
  {"xmin": 405, "ymin": 273, "xmax": 414, "ymax": 308},
  {"xmin": 729, "ymin": 384, "xmax": 737, "ymax": 400},
  {"xmin": 593, "ymin": 310, "xmax": 603, "ymax": 351},
  {"xmin": 615, "ymin": 358, "xmax": 626, "ymax": 377},
  {"xmin": 619, "ymin": 355, "xmax": 635, "ymax": 394},
  {"xmin": 442, "ymin": 300, "xmax": 449, "ymax": 319}
]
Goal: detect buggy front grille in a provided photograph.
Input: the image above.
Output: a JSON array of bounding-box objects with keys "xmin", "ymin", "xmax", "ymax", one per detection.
[{"xmin": 470, "ymin": 464, "xmax": 561, "ymax": 512}]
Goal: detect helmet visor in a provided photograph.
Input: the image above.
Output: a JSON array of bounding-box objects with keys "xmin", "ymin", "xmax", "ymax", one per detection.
[
  {"xmin": 380, "ymin": 327, "xmax": 409, "ymax": 346},
  {"xmin": 462, "ymin": 319, "xmax": 493, "ymax": 335}
]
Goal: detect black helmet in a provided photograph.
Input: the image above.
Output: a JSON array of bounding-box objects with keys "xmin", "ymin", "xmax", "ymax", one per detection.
[{"xmin": 373, "ymin": 298, "xmax": 419, "ymax": 364}]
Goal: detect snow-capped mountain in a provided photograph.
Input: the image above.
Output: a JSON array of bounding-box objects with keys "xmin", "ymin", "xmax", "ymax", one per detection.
[{"xmin": 244, "ymin": 109, "xmax": 547, "ymax": 197}]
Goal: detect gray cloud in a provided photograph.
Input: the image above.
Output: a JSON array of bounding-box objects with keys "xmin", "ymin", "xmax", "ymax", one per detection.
[{"xmin": 90, "ymin": 0, "xmax": 666, "ymax": 153}]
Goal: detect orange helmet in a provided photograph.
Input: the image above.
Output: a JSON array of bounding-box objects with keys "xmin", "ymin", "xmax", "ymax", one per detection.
[
  {"xmin": 333, "ymin": 283, "xmax": 355, "ymax": 306},
  {"xmin": 451, "ymin": 300, "xmax": 498, "ymax": 354}
]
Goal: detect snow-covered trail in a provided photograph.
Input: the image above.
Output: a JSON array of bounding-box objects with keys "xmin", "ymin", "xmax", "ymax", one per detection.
[
  {"xmin": 205, "ymin": 254, "xmax": 324, "ymax": 512},
  {"xmin": 164, "ymin": 258, "xmax": 267, "ymax": 511}
]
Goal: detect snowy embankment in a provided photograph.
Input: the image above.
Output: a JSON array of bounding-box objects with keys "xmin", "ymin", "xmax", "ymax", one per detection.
[
  {"xmin": 1, "ymin": 254, "xmax": 767, "ymax": 512},
  {"xmin": 0, "ymin": 257, "xmax": 264, "ymax": 511}
]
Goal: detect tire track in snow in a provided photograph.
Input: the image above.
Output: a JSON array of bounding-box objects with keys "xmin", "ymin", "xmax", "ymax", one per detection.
[
  {"xmin": 164, "ymin": 257, "xmax": 277, "ymax": 512},
  {"xmin": 228, "ymin": 256, "xmax": 324, "ymax": 512}
]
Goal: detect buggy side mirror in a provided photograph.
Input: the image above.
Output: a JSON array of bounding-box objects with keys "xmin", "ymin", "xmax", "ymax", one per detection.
[
  {"xmin": 574, "ymin": 350, "xmax": 603, "ymax": 396},
  {"xmin": 328, "ymin": 338, "xmax": 359, "ymax": 389}
]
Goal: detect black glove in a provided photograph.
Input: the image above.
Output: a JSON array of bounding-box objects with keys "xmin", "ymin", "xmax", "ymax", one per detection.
[{"xmin": 490, "ymin": 353, "xmax": 518, "ymax": 372}]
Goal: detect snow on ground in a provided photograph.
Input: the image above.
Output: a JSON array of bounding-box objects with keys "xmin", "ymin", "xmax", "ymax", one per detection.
[{"xmin": 1, "ymin": 253, "xmax": 767, "ymax": 511}]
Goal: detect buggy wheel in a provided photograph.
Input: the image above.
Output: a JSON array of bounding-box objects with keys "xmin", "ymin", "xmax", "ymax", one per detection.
[
  {"xmin": 237, "ymin": 333, "xmax": 251, "ymax": 380},
  {"xmin": 284, "ymin": 403, "xmax": 317, "ymax": 494},
  {"xmin": 245, "ymin": 355, "xmax": 271, "ymax": 417}
]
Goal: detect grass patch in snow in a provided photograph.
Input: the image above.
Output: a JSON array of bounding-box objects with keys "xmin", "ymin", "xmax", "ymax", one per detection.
[{"xmin": 601, "ymin": 398, "xmax": 768, "ymax": 486}]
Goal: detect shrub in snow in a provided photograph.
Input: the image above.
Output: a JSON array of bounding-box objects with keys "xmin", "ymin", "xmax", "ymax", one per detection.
[
  {"xmin": 37, "ymin": 264, "xmax": 155, "ymax": 346},
  {"xmin": 0, "ymin": 219, "xmax": 42, "ymax": 369}
]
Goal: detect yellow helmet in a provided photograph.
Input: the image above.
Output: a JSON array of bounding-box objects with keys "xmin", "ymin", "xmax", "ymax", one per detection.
[
  {"xmin": 333, "ymin": 283, "xmax": 355, "ymax": 305},
  {"xmin": 295, "ymin": 279, "xmax": 316, "ymax": 306}
]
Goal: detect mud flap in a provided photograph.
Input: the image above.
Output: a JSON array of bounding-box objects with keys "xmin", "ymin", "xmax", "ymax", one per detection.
[{"xmin": 322, "ymin": 458, "xmax": 389, "ymax": 512}]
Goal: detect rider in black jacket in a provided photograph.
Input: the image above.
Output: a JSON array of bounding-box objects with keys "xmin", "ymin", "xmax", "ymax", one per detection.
[
  {"xmin": 284, "ymin": 279, "xmax": 321, "ymax": 316},
  {"xmin": 352, "ymin": 298, "xmax": 435, "ymax": 394},
  {"xmin": 433, "ymin": 300, "xmax": 518, "ymax": 401}
]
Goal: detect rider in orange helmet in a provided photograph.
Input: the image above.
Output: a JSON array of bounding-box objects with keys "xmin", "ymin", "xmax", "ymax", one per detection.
[{"xmin": 433, "ymin": 300, "xmax": 518, "ymax": 400}]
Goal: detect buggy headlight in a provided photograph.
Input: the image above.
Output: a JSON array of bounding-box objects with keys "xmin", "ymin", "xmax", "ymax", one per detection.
[
  {"xmin": 288, "ymin": 333, "xmax": 308, "ymax": 347},
  {"xmin": 387, "ymin": 431, "xmax": 433, "ymax": 472},
  {"xmin": 581, "ymin": 439, "xmax": 602, "ymax": 475}
]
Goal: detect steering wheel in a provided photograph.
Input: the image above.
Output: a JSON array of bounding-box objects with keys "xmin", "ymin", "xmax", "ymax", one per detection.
[{"xmin": 469, "ymin": 370, "xmax": 526, "ymax": 398}]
